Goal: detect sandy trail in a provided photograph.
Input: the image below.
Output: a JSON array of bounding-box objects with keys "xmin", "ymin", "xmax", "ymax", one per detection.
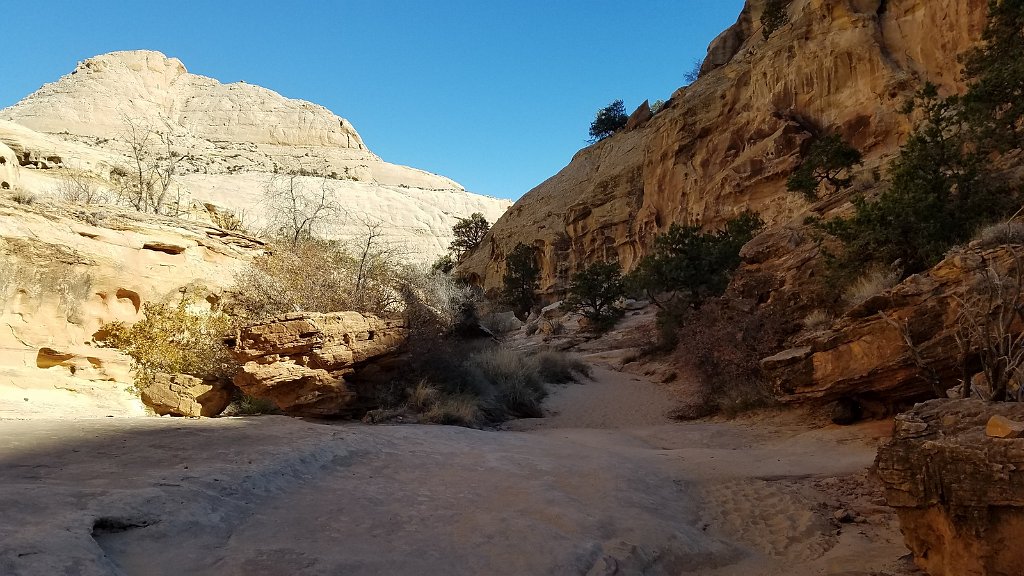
[{"xmin": 0, "ymin": 366, "xmax": 913, "ymax": 576}]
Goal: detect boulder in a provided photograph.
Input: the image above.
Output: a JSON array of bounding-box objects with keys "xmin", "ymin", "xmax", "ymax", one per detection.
[
  {"xmin": 623, "ymin": 100, "xmax": 653, "ymax": 131},
  {"xmin": 140, "ymin": 373, "xmax": 232, "ymax": 417},
  {"xmin": 541, "ymin": 301, "xmax": 566, "ymax": 319},
  {"xmin": 232, "ymin": 312, "xmax": 407, "ymax": 417},
  {"xmin": 876, "ymin": 399, "xmax": 1024, "ymax": 576}
]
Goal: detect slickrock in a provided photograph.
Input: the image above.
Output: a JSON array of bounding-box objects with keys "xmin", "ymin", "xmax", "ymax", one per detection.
[
  {"xmin": 0, "ymin": 50, "xmax": 510, "ymax": 261},
  {"xmin": 876, "ymin": 399, "xmax": 1024, "ymax": 576},
  {"xmin": 232, "ymin": 312, "xmax": 407, "ymax": 417},
  {"xmin": 458, "ymin": 0, "xmax": 987, "ymax": 295}
]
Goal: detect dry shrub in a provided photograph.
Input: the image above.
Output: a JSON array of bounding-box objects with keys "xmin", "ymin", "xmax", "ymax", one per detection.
[
  {"xmin": 973, "ymin": 221, "xmax": 1024, "ymax": 248},
  {"xmin": 390, "ymin": 342, "xmax": 588, "ymax": 427},
  {"xmin": 844, "ymin": 266, "xmax": 902, "ymax": 308},
  {"xmin": 423, "ymin": 395, "xmax": 483, "ymax": 427},
  {"xmin": 11, "ymin": 189, "xmax": 37, "ymax": 205},
  {"xmin": 672, "ymin": 299, "xmax": 792, "ymax": 417},
  {"xmin": 537, "ymin": 350, "xmax": 591, "ymax": 382},
  {"xmin": 480, "ymin": 311, "xmax": 523, "ymax": 335},
  {"xmin": 102, "ymin": 297, "xmax": 235, "ymax": 392},
  {"xmin": 802, "ymin": 309, "xmax": 833, "ymax": 332}
]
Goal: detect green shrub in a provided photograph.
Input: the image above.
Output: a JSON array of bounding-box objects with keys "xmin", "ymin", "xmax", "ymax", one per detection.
[
  {"xmin": 448, "ymin": 213, "xmax": 490, "ymax": 261},
  {"xmin": 821, "ymin": 85, "xmax": 1016, "ymax": 278},
  {"xmin": 786, "ymin": 134, "xmax": 863, "ymax": 201},
  {"xmin": 761, "ymin": 0, "xmax": 791, "ymax": 39},
  {"xmin": 103, "ymin": 297, "xmax": 235, "ymax": 392},
  {"xmin": 628, "ymin": 211, "xmax": 764, "ymax": 311},
  {"xmin": 501, "ymin": 243, "xmax": 540, "ymax": 318},
  {"xmin": 589, "ymin": 99, "xmax": 628, "ymax": 143},
  {"xmin": 562, "ymin": 261, "xmax": 625, "ymax": 331},
  {"xmin": 222, "ymin": 394, "xmax": 280, "ymax": 416}
]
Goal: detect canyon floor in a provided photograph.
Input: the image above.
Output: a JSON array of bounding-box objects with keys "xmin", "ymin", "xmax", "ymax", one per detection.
[{"xmin": 0, "ymin": 365, "xmax": 918, "ymax": 576}]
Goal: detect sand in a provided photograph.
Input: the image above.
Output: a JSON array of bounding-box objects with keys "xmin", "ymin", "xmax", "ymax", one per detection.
[{"xmin": 0, "ymin": 365, "xmax": 916, "ymax": 576}]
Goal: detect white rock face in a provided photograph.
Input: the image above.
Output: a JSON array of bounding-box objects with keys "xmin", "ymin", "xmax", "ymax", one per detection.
[{"xmin": 0, "ymin": 50, "xmax": 510, "ymax": 261}]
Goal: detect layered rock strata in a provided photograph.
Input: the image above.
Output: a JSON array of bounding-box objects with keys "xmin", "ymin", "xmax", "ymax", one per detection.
[
  {"xmin": 232, "ymin": 312, "xmax": 407, "ymax": 417},
  {"xmin": 876, "ymin": 399, "xmax": 1024, "ymax": 576},
  {"xmin": 763, "ymin": 245, "xmax": 1021, "ymax": 406},
  {"xmin": 0, "ymin": 50, "xmax": 510, "ymax": 261}
]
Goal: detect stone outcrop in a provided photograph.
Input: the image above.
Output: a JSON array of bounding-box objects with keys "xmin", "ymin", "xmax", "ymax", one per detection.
[
  {"xmin": 0, "ymin": 50, "xmax": 511, "ymax": 261},
  {"xmin": 458, "ymin": 0, "xmax": 987, "ymax": 295},
  {"xmin": 764, "ymin": 245, "xmax": 1020, "ymax": 406},
  {"xmin": 140, "ymin": 373, "xmax": 233, "ymax": 417},
  {"xmin": 0, "ymin": 196, "xmax": 265, "ymax": 418},
  {"xmin": 876, "ymin": 399, "xmax": 1024, "ymax": 576},
  {"xmin": 232, "ymin": 312, "xmax": 407, "ymax": 417}
]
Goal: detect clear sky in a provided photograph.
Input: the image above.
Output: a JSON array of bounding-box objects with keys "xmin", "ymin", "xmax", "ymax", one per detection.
[{"xmin": 0, "ymin": 1, "xmax": 744, "ymax": 200}]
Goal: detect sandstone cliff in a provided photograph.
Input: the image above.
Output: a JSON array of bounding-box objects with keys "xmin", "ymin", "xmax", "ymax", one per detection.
[
  {"xmin": 0, "ymin": 51, "xmax": 510, "ymax": 261},
  {"xmin": 459, "ymin": 0, "xmax": 987, "ymax": 294}
]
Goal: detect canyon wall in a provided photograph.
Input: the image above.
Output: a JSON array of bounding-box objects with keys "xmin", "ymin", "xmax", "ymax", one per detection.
[{"xmin": 459, "ymin": 0, "xmax": 987, "ymax": 295}]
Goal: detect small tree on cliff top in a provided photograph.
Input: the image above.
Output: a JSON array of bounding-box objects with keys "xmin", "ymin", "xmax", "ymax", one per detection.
[
  {"xmin": 589, "ymin": 100, "xmax": 628, "ymax": 143},
  {"xmin": 449, "ymin": 212, "xmax": 490, "ymax": 261}
]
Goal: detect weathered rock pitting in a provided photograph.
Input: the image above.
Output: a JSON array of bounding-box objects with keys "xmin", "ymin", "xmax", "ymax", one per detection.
[
  {"xmin": 876, "ymin": 399, "xmax": 1024, "ymax": 576},
  {"xmin": 232, "ymin": 312, "xmax": 407, "ymax": 417}
]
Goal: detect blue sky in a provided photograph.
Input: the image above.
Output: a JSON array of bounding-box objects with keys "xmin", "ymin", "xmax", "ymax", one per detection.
[{"xmin": 0, "ymin": 1, "xmax": 744, "ymax": 200}]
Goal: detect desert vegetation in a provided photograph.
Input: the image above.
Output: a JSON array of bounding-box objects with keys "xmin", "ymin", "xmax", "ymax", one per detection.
[
  {"xmin": 561, "ymin": 260, "xmax": 625, "ymax": 331},
  {"xmin": 373, "ymin": 344, "xmax": 591, "ymax": 427},
  {"xmin": 805, "ymin": 2, "xmax": 1024, "ymax": 296},
  {"xmin": 102, "ymin": 297, "xmax": 235, "ymax": 393},
  {"xmin": 588, "ymin": 99, "xmax": 628, "ymax": 143}
]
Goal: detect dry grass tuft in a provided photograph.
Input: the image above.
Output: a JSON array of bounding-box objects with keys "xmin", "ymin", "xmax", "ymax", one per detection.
[
  {"xmin": 844, "ymin": 267, "xmax": 902, "ymax": 308},
  {"xmin": 974, "ymin": 221, "xmax": 1024, "ymax": 248}
]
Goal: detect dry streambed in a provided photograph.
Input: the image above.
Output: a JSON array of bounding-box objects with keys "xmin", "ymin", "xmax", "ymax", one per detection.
[{"xmin": 0, "ymin": 369, "xmax": 913, "ymax": 576}]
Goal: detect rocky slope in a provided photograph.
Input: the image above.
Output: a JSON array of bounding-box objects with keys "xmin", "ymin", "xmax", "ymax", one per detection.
[
  {"xmin": 0, "ymin": 50, "xmax": 510, "ymax": 261},
  {"xmin": 458, "ymin": 0, "xmax": 987, "ymax": 294}
]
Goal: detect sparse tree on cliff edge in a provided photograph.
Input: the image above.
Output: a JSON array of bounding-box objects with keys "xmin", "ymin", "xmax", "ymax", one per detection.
[
  {"xmin": 589, "ymin": 100, "xmax": 628, "ymax": 143},
  {"xmin": 449, "ymin": 212, "xmax": 490, "ymax": 261},
  {"xmin": 761, "ymin": 0, "xmax": 791, "ymax": 39}
]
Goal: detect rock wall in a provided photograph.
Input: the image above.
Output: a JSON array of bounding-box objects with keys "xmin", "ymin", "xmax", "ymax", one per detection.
[
  {"xmin": 876, "ymin": 399, "xmax": 1024, "ymax": 576},
  {"xmin": 458, "ymin": 0, "xmax": 987, "ymax": 294},
  {"xmin": 232, "ymin": 312, "xmax": 407, "ymax": 417},
  {"xmin": 0, "ymin": 197, "xmax": 264, "ymax": 418}
]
